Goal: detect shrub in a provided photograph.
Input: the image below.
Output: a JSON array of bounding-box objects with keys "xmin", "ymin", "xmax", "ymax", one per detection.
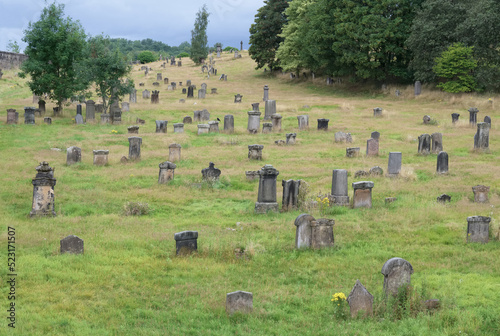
[
  {"xmin": 123, "ymin": 202, "xmax": 150, "ymax": 216},
  {"xmin": 433, "ymin": 43, "xmax": 478, "ymax": 93},
  {"xmin": 177, "ymin": 52, "xmax": 189, "ymax": 58},
  {"xmin": 137, "ymin": 50, "xmax": 156, "ymax": 64}
]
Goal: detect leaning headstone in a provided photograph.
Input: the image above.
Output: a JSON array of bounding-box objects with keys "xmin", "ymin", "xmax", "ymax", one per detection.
[
  {"xmin": 286, "ymin": 133, "xmax": 297, "ymax": 145},
  {"xmin": 202, "ymin": 162, "xmax": 221, "ymax": 181},
  {"xmin": 158, "ymin": 161, "xmax": 176, "ymax": 184},
  {"xmin": 66, "ymin": 146, "xmax": 81, "ymax": 165},
  {"xmin": 29, "ymin": 162, "xmax": 57, "ymax": 217},
  {"xmin": 373, "ymin": 107, "xmax": 383, "ymax": 117},
  {"xmin": 264, "ymin": 100, "xmax": 276, "ymax": 120},
  {"xmin": 468, "ymin": 107, "xmax": 478, "ymax": 126},
  {"xmin": 128, "ymin": 137, "xmax": 142, "ymax": 161},
  {"xmin": 437, "ymin": 194, "xmax": 451, "ymax": 203},
  {"xmin": 226, "ymin": 291, "xmax": 253, "ymax": 315},
  {"xmin": 347, "ymin": 280, "xmax": 373, "ymax": 318},
  {"xmin": 431, "ymin": 133, "xmax": 443, "ymax": 153},
  {"xmin": 208, "ymin": 121, "xmax": 219, "ymax": 133},
  {"xmin": 436, "ymin": 151, "xmax": 448, "ymax": 174},
  {"xmin": 387, "ymin": 152, "xmax": 402, "ymax": 176},
  {"xmin": 224, "ymin": 115, "xmax": 234, "ymax": 133},
  {"xmin": 414, "ymin": 81, "xmax": 422, "ymax": 96},
  {"xmin": 262, "ymin": 122, "xmax": 272, "ymax": 133},
  {"xmin": 451, "ymin": 113, "xmax": 460, "ymax": 124},
  {"xmin": 467, "ymin": 216, "xmax": 490, "ymax": 243},
  {"xmin": 197, "ymin": 124, "xmax": 210, "ymax": 135},
  {"xmin": 331, "ymin": 169, "xmax": 349, "ymax": 206},
  {"xmin": 366, "ymin": 138, "xmax": 379, "ymax": 156},
  {"xmin": 294, "ymin": 214, "xmax": 315, "ymax": 248},
  {"xmin": 472, "ymin": 185, "xmax": 489, "ymax": 203},
  {"xmin": 127, "ymin": 126, "xmax": 139, "ymax": 134},
  {"xmin": 271, "ymin": 114, "xmax": 282, "ymax": 132},
  {"xmin": 6, "ymin": 109, "xmax": 19, "ymax": 124},
  {"xmin": 335, "ymin": 132, "xmax": 353, "ymax": 143},
  {"xmin": 156, "ymin": 120, "xmax": 167, "ymax": 133},
  {"xmin": 381, "ymin": 257, "xmax": 414, "ymax": 296},
  {"xmin": 248, "ymin": 145, "xmax": 264, "ymax": 160},
  {"xmin": 24, "ymin": 107, "xmax": 36, "ymax": 124},
  {"xmin": 346, "ymin": 147, "xmax": 360, "ymax": 158},
  {"xmin": 174, "ymin": 231, "xmax": 198, "ymax": 255},
  {"xmin": 297, "ymin": 115, "xmax": 309, "ymax": 130},
  {"xmin": 418, "ymin": 134, "xmax": 431, "ymax": 155},
  {"xmin": 352, "ymin": 181, "xmax": 374, "ymax": 208},
  {"xmin": 85, "ymin": 100, "xmax": 95, "ymax": 122},
  {"xmin": 255, "ymin": 164, "xmax": 279, "ymax": 213},
  {"xmin": 317, "ymin": 118, "xmax": 329, "ymax": 131},
  {"xmin": 183, "ymin": 116, "xmax": 192, "ymax": 124},
  {"xmin": 60, "ymin": 235, "xmax": 84, "ymax": 254},
  {"xmin": 247, "ymin": 111, "xmax": 261, "ymax": 134},
  {"xmin": 311, "ymin": 218, "xmax": 335, "ymax": 249},
  {"xmin": 263, "ymin": 85, "xmax": 269, "ymax": 101},
  {"xmin": 473, "ymin": 122, "xmax": 489, "ymax": 151},
  {"xmin": 282, "ymin": 179, "xmax": 300, "ymax": 211},
  {"xmin": 173, "ymin": 123, "xmax": 184, "ymax": 133}
]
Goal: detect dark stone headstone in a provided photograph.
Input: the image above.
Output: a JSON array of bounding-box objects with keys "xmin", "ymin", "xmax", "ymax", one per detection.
[
  {"xmin": 60, "ymin": 235, "xmax": 84, "ymax": 254},
  {"xmin": 174, "ymin": 231, "xmax": 198, "ymax": 255},
  {"xmin": 202, "ymin": 162, "xmax": 221, "ymax": 181},
  {"xmin": 436, "ymin": 151, "xmax": 448, "ymax": 174}
]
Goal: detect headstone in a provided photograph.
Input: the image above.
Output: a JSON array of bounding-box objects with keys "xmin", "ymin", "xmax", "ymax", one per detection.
[
  {"xmin": 247, "ymin": 111, "xmax": 261, "ymax": 134},
  {"xmin": 128, "ymin": 137, "xmax": 142, "ymax": 161},
  {"xmin": 211, "ymin": 88, "xmax": 217, "ymax": 94},
  {"xmin": 282, "ymin": 180, "xmax": 300, "ymax": 211},
  {"xmin": 472, "ymin": 185, "xmax": 489, "ymax": 203},
  {"xmin": 262, "ymin": 123, "xmax": 272, "ymax": 134},
  {"xmin": 263, "ymin": 85, "xmax": 269, "ymax": 101},
  {"xmin": 151, "ymin": 90, "xmax": 159, "ymax": 104},
  {"xmin": 251, "ymin": 103, "xmax": 260, "ymax": 112},
  {"xmin": 346, "ymin": 147, "xmax": 360, "ymax": 158},
  {"xmin": 381, "ymin": 257, "xmax": 414, "ymax": 296},
  {"xmin": 129, "ymin": 89, "xmax": 137, "ymax": 103},
  {"xmin": 186, "ymin": 80, "xmax": 192, "ymax": 86},
  {"xmin": 431, "ymin": 133, "xmax": 443, "ymax": 153},
  {"xmin": 127, "ymin": 125, "xmax": 139, "ymax": 134},
  {"xmin": 334, "ymin": 132, "xmax": 353, "ymax": 143},
  {"xmin": 451, "ymin": 113, "xmax": 460, "ymax": 124},
  {"xmin": 200, "ymin": 109, "xmax": 210, "ymax": 121},
  {"xmin": 158, "ymin": 161, "xmax": 176, "ymax": 184},
  {"xmin": 331, "ymin": 169, "xmax": 349, "ymax": 206},
  {"xmin": 201, "ymin": 83, "xmax": 208, "ymax": 91},
  {"xmin": 156, "ymin": 120, "xmax": 168, "ymax": 133},
  {"xmin": 208, "ymin": 121, "xmax": 219, "ymax": 133},
  {"xmin": 467, "ymin": 216, "xmax": 490, "ymax": 243},
  {"xmin": 169, "ymin": 143, "xmax": 181, "ymax": 162},
  {"xmin": 436, "ymin": 151, "xmax": 448, "ymax": 174},
  {"xmin": 198, "ymin": 89, "xmax": 206, "ymax": 99},
  {"xmin": 142, "ymin": 90, "xmax": 150, "ymax": 99},
  {"xmin": 53, "ymin": 106, "xmax": 61, "ymax": 116},
  {"xmin": 224, "ymin": 115, "xmax": 234, "ymax": 133},
  {"xmin": 297, "ymin": 115, "xmax": 309, "ymax": 130},
  {"xmin": 197, "ymin": 124, "xmax": 210, "ymax": 135},
  {"xmin": 317, "ymin": 118, "xmax": 329, "ymax": 131},
  {"xmin": 423, "ymin": 115, "xmax": 431, "ymax": 124},
  {"xmin": 226, "ymin": 291, "xmax": 253, "ymax": 315},
  {"xmin": 366, "ymin": 138, "xmax": 379, "ymax": 156},
  {"xmin": 177, "ymin": 61, "xmax": 182, "ymax": 67},
  {"xmin": 286, "ymin": 133, "xmax": 297, "ymax": 145},
  {"xmin": 44, "ymin": 117, "xmax": 52, "ymax": 125},
  {"xmin": 60, "ymin": 235, "xmax": 84, "ymax": 254},
  {"xmin": 352, "ymin": 181, "xmax": 374, "ymax": 208},
  {"xmin": 271, "ymin": 114, "xmax": 282, "ymax": 132},
  {"xmin": 85, "ymin": 100, "xmax": 95, "ymax": 122},
  {"xmin": 347, "ymin": 280, "xmax": 373, "ymax": 318},
  {"xmin": 6, "ymin": 109, "xmax": 19, "ymax": 124},
  {"xmin": 157, "ymin": 73, "xmax": 162, "ymax": 81},
  {"xmin": 66, "ymin": 146, "xmax": 81, "ymax": 165},
  {"xmin": 255, "ymin": 164, "xmax": 279, "ymax": 213},
  {"xmin": 248, "ymin": 145, "xmax": 264, "ymax": 160},
  {"xmin": 179, "ymin": 99, "xmax": 185, "ymax": 104},
  {"xmin": 202, "ymin": 162, "xmax": 221, "ymax": 181},
  {"xmin": 100, "ymin": 114, "xmax": 111, "ymax": 124},
  {"xmin": 275, "ymin": 140, "xmax": 286, "ymax": 146},
  {"xmin": 294, "ymin": 214, "xmax": 315, "ymax": 248},
  {"xmin": 38, "ymin": 100, "xmax": 46, "ymax": 114},
  {"xmin": 136, "ymin": 118, "xmax": 145, "ymax": 125},
  {"xmin": 187, "ymin": 86, "xmax": 194, "ymax": 98},
  {"xmin": 29, "ymin": 162, "xmax": 57, "ymax": 217},
  {"xmin": 311, "ymin": 218, "xmax": 335, "ymax": 249},
  {"xmin": 183, "ymin": 116, "xmax": 192, "ymax": 124},
  {"xmin": 418, "ymin": 134, "xmax": 431, "ymax": 155},
  {"xmin": 164, "ymin": 78, "xmax": 169, "ymax": 84},
  {"xmin": 369, "ymin": 166, "xmax": 383, "ymax": 176},
  {"xmin": 473, "ymin": 122, "xmax": 489, "ymax": 151},
  {"xmin": 437, "ymin": 194, "xmax": 451, "ymax": 203},
  {"xmin": 33, "ymin": 94, "xmax": 39, "ymax": 104},
  {"xmin": 414, "ymin": 81, "xmax": 421, "ymax": 96},
  {"xmin": 234, "ymin": 94, "xmax": 243, "ymax": 103},
  {"xmin": 245, "ymin": 171, "xmax": 259, "ymax": 181},
  {"xmin": 173, "ymin": 123, "xmax": 184, "ymax": 133},
  {"xmin": 174, "ymin": 231, "xmax": 198, "ymax": 255},
  {"xmin": 264, "ymin": 100, "xmax": 276, "ymax": 120},
  {"xmin": 468, "ymin": 107, "xmax": 478, "ymax": 126},
  {"xmin": 121, "ymin": 102, "xmax": 129, "ymax": 112},
  {"xmin": 24, "ymin": 107, "xmax": 36, "ymax": 124},
  {"xmin": 484, "ymin": 116, "xmax": 491, "ymax": 126},
  {"xmin": 95, "ymin": 104, "xmax": 103, "ymax": 113},
  {"xmin": 373, "ymin": 107, "xmax": 383, "ymax": 117},
  {"xmin": 387, "ymin": 152, "xmax": 402, "ymax": 176}
]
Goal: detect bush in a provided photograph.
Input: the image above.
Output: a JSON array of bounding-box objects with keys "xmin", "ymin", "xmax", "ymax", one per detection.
[
  {"xmin": 123, "ymin": 202, "xmax": 150, "ymax": 216},
  {"xmin": 433, "ymin": 43, "xmax": 478, "ymax": 93},
  {"xmin": 177, "ymin": 52, "xmax": 189, "ymax": 58},
  {"xmin": 223, "ymin": 46, "xmax": 238, "ymax": 52},
  {"xmin": 137, "ymin": 50, "xmax": 156, "ymax": 64}
]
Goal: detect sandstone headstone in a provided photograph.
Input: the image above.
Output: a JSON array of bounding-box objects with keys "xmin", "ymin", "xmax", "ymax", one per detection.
[
  {"xmin": 311, "ymin": 218, "xmax": 334, "ymax": 249},
  {"xmin": 335, "ymin": 132, "xmax": 353, "ymax": 143},
  {"xmin": 29, "ymin": 162, "xmax": 57, "ymax": 217},
  {"xmin": 208, "ymin": 121, "xmax": 219, "ymax": 133},
  {"xmin": 352, "ymin": 181, "xmax": 374, "ymax": 208},
  {"xmin": 93, "ymin": 150, "xmax": 109, "ymax": 166},
  {"xmin": 60, "ymin": 235, "xmax": 84, "ymax": 254},
  {"xmin": 271, "ymin": 114, "xmax": 282, "ymax": 132},
  {"xmin": 472, "ymin": 185, "xmax": 489, "ymax": 203},
  {"xmin": 169, "ymin": 143, "xmax": 181, "ymax": 162},
  {"xmin": 366, "ymin": 138, "xmax": 379, "ymax": 156},
  {"xmin": 6, "ymin": 109, "xmax": 19, "ymax": 124},
  {"xmin": 158, "ymin": 161, "xmax": 176, "ymax": 183},
  {"xmin": 248, "ymin": 145, "xmax": 264, "ymax": 160},
  {"xmin": 381, "ymin": 257, "xmax": 414, "ymax": 296}
]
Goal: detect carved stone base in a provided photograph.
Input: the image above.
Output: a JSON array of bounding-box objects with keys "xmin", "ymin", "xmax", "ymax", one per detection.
[
  {"xmin": 255, "ymin": 202, "xmax": 279, "ymax": 214},
  {"xmin": 329, "ymin": 195, "xmax": 349, "ymax": 206}
]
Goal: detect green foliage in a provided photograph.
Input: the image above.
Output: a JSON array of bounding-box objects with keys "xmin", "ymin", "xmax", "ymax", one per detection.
[
  {"xmin": 81, "ymin": 35, "xmax": 134, "ymax": 114},
  {"xmin": 7, "ymin": 40, "xmax": 21, "ymax": 53},
  {"xmin": 19, "ymin": 2, "xmax": 88, "ymax": 110},
  {"xmin": 223, "ymin": 46, "xmax": 238, "ymax": 52},
  {"xmin": 123, "ymin": 201, "xmax": 151, "ymax": 216},
  {"xmin": 433, "ymin": 43, "xmax": 478, "ymax": 93},
  {"xmin": 249, "ymin": 0, "xmax": 290, "ymax": 70},
  {"xmin": 177, "ymin": 52, "xmax": 189, "ymax": 58},
  {"xmin": 137, "ymin": 50, "xmax": 156, "ymax": 63},
  {"xmin": 190, "ymin": 5, "xmax": 210, "ymax": 64}
]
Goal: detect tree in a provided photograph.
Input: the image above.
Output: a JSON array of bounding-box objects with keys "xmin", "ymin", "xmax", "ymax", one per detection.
[
  {"xmin": 190, "ymin": 5, "xmax": 210, "ymax": 64},
  {"xmin": 433, "ymin": 43, "xmax": 477, "ymax": 93},
  {"xmin": 7, "ymin": 40, "xmax": 21, "ymax": 53},
  {"xmin": 19, "ymin": 2, "xmax": 88, "ymax": 112},
  {"xmin": 81, "ymin": 35, "xmax": 134, "ymax": 114},
  {"xmin": 137, "ymin": 50, "xmax": 156, "ymax": 63},
  {"xmin": 249, "ymin": 0, "xmax": 290, "ymax": 70}
]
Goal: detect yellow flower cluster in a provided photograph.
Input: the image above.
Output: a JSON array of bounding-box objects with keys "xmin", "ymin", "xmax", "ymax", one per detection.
[
  {"xmin": 111, "ymin": 130, "xmax": 118, "ymax": 134},
  {"xmin": 331, "ymin": 292, "xmax": 347, "ymax": 302},
  {"xmin": 316, "ymin": 197, "xmax": 329, "ymax": 205}
]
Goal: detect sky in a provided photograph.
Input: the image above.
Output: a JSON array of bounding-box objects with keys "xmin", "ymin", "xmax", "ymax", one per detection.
[{"xmin": 0, "ymin": 0, "xmax": 265, "ymax": 52}]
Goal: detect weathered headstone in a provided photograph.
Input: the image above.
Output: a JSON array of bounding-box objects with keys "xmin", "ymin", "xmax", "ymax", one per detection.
[
  {"xmin": 200, "ymin": 109, "xmax": 210, "ymax": 121},
  {"xmin": 423, "ymin": 115, "xmax": 431, "ymax": 124},
  {"xmin": 335, "ymin": 132, "xmax": 353, "ymax": 143},
  {"xmin": 347, "ymin": 280, "xmax": 373, "ymax": 318},
  {"xmin": 245, "ymin": 171, "xmax": 259, "ymax": 181},
  {"xmin": 157, "ymin": 73, "xmax": 162, "ymax": 81},
  {"xmin": 173, "ymin": 123, "xmax": 184, "ymax": 133},
  {"xmin": 129, "ymin": 89, "xmax": 137, "ymax": 103},
  {"xmin": 100, "ymin": 114, "xmax": 111, "ymax": 124},
  {"xmin": 198, "ymin": 89, "xmax": 206, "ymax": 99},
  {"xmin": 418, "ymin": 134, "xmax": 431, "ymax": 155},
  {"xmin": 202, "ymin": 162, "xmax": 221, "ymax": 181},
  {"xmin": 431, "ymin": 133, "xmax": 443, "ymax": 153},
  {"xmin": 121, "ymin": 102, "xmax": 129, "ymax": 112},
  {"xmin": 381, "ymin": 257, "xmax": 414, "ymax": 296},
  {"xmin": 264, "ymin": 100, "xmax": 276, "ymax": 120},
  {"xmin": 24, "ymin": 107, "xmax": 36, "ymax": 124},
  {"xmin": 208, "ymin": 121, "xmax": 219, "ymax": 133},
  {"xmin": 294, "ymin": 214, "xmax": 315, "ymax": 248},
  {"xmin": 169, "ymin": 143, "xmax": 181, "ymax": 162},
  {"xmin": 370, "ymin": 166, "xmax": 383, "ymax": 176},
  {"xmin": 467, "ymin": 216, "xmax": 490, "ymax": 243},
  {"xmin": 473, "ymin": 122, "xmax": 489, "ymax": 151},
  {"xmin": 127, "ymin": 125, "xmax": 139, "ymax": 134},
  {"xmin": 211, "ymin": 88, "xmax": 217, "ymax": 94},
  {"xmin": 151, "ymin": 90, "xmax": 159, "ymax": 104},
  {"xmin": 387, "ymin": 152, "xmax": 402, "ymax": 176},
  {"xmin": 29, "ymin": 162, "xmax": 56, "ymax": 217},
  {"xmin": 60, "ymin": 235, "xmax": 84, "ymax": 254},
  {"xmin": 484, "ymin": 116, "xmax": 491, "ymax": 126},
  {"xmin": 197, "ymin": 124, "xmax": 210, "ymax": 135},
  {"xmin": 38, "ymin": 100, "xmax": 46, "ymax": 114},
  {"xmin": 158, "ymin": 161, "xmax": 176, "ymax": 184},
  {"xmin": 248, "ymin": 145, "xmax": 264, "ymax": 160},
  {"xmin": 66, "ymin": 146, "xmax": 81, "ymax": 165},
  {"xmin": 164, "ymin": 78, "xmax": 169, "ymax": 84},
  {"xmin": 247, "ymin": 111, "xmax": 261, "ymax": 134},
  {"xmin": 128, "ymin": 137, "xmax": 142, "ymax": 161},
  {"xmin": 174, "ymin": 231, "xmax": 198, "ymax": 255},
  {"xmin": 373, "ymin": 107, "xmax": 383, "ymax": 117},
  {"xmin": 352, "ymin": 181, "xmax": 374, "ymax": 208},
  {"xmin": 414, "ymin": 81, "xmax": 421, "ymax": 96},
  {"xmin": 263, "ymin": 85, "xmax": 269, "ymax": 101},
  {"xmin": 44, "ymin": 117, "xmax": 52, "ymax": 125},
  {"xmin": 436, "ymin": 151, "xmax": 448, "ymax": 174},
  {"xmin": 468, "ymin": 107, "xmax": 478, "ymax": 126},
  {"xmin": 271, "ymin": 114, "xmax": 282, "ymax": 132},
  {"xmin": 297, "ymin": 115, "xmax": 309, "ymax": 130},
  {"xmin": 262, "ymin": 122, "xmax": 272, "ymax": 133},
  {"xmin": 226, "ymin": 291, "xmax": 253, "ymax": 315},
  {"xmin": 142, "ymin": 90, "xmax": 150, "ymax": 99},
  {"xmin": 346, "ymin": 147, "xmax": 360, "ymax": 158},
  {"xmin": 183, "ymin": 116, "xmax": 192, "ymax": 124},
  {"xmin": 366, "ymin": 138, "xmax": 379, "ymax": 156},
  {"xmin": 472, "ymin": 185, "xmax": 489, "ymax": 203},
  {"xmin": 234, "ymin": 94, "xmax": 243, "ymax": 103},
  {"xmin": 186, "ymin": 80, "xmax": 192, "ymax": 86},
  {"xmin": 311, "ymin": 218, "xmax": 335, "ymax": 249},
  {"xmin": 6, "ymin": 109, "xmax": 18, "ymax": 124},
  {"xmin": 255, "ymin": 164, "xmax": 279, "ymax": 213},
  {"xmin": 282, "ymin": 179, "xmax": 300, "ymax": 211},
  {"xmin": 155, "ymin": 120, "xmax": 167, "ymax": 133},
  {"xmin": 437, "ymin": 194, "xmax": 451, "ymax": 203},
  {"xmin": 331, "ymin": 169, "xmax": 349, "ymax": 206},
  {"xmin": 317, "ymin": 118, "xmax": 329, "ymax": 131},
  {"xmin": 252, "ymin": 103, "xmax": 260, "ymax": 112},
  {"xmin": 85, "ymin": 100, "xmax": 95, "ymax": 122},
  {"xmin": 224, "ymin": 115, "xmax": 234, "ymax": 133},
  {"xmin": 451, "ymin": 113, "xmax": 460, "ymax": 124}
]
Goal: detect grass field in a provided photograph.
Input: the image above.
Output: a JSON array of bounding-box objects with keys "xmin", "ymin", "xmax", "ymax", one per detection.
[{"xmin": 0, "ymin": 51, "xmax": 499, "ymax": 335}]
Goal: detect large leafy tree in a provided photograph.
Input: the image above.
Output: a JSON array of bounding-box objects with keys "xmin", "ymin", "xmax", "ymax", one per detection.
[
  {"xmin": 249, "ymin": 0, "xmax": 290, "ymax": 70},
  {"xmin": 190, "ymin": 5, "xmax": 210, "ymax": 64},
  {"xmin": 19, "ymin": 2, "xmax": 88, "ymax": 111},
  {"xmin": 81, "ymin": 35, "xmax": 134, "ymax": 114}
]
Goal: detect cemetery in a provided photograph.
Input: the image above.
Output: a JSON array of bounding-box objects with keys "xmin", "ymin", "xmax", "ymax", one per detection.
[{"xmin": 0, "ymin": 42, "xmax": 499, "ymax": 336}]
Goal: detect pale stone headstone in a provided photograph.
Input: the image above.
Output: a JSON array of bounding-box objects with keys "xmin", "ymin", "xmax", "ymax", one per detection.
[
  {"xmin": 142, "ymin": 90, "xmax": 150, "ymax": 99},
  {"xmin": 467, "ymin": 216, "xmax": 490, "ymax": 243},
  {"xmin": 381, "ymin": 257, "xmax": 414, "ymax": 296},
  {"xmin": 264, "ymin": 100, "xmax": 276, "ymax": 120},
  {"xmin": 263, "ymin": 85, "xmax": 269, "ymax": 101},
  {"xmin": 66, "ymin": 146, "xmax": 81, "ymax": 165},
  {"xmin": 224, "ymin": 115, "xmax": 234, "ymax": 133},
  {"xmin": 352, "ymin": 181, "xmax": 374, "ymax": 208},
  {"xmin": 334, "ymin": 131, "xmax": 352, "ymax": 143},
  {"xmin": 60, "ymin": 235, "xmax": 84, "ymax": 254},
  {"xmin": 29, "ymin": 162, "xmax": 56, "ymax": 217},
  {"xmin": 271, "ymin": 114, "xmax": 282, "ymax": 132},
  {"xmin": 169, "ymin": 143, "xmax": 181, "ymax": 162},
  {"xmin": 255, "ymin": 164, "xmax": 279, "ymax": 213},
  {"xmin": 158, "ymin": 161, "xmax": 176, "ymax": 184},
  {"xmin": 121, "ymin": 102, "xmax": 129, "ymax": 112},
  {"xmin": 286, "ymin": 133, "xmax": 296, "ymax": 145},
  {"xmin": 247, "ymin": 111, "xmax": 261, "ymax": 134},
  {"xmin": 100, "ymin": 114, "xmax": 111, "ymax": 124},
  {"xmin": 226, "ymin": 291, "xmax": 253, "ymax": 315},
  {"xmin": 248, "ymin": 144, "xmax": 264, "ymax": 160},
  {"xmin": 128, "ymin": 137, "xmax": 142, "ymax": 161},
  {"xmin": 262, "ymin": 122, "xmax": 272, "ymax": 133},
  {"xmin": 472, "ymin": 185, "xmax": 489, "ymax": 203},
  {"xmin": 347, "ymin": 280, "xmax": 373, "ymax": 318},
  {"xmin": 414, "ymin": 81, "xmax": 421, "ymax": 96},
  {"xmin": 331, "ymin": 169, "xmax": 349, "ymax": 206},
  {"xmin": 208, "ymin": 121, "xmax": 219, "ymax": 133},
  {"xmin": 197, "ymin": 124, "xmax": 209, "ymax": 135},
  {"xmin": 311, "ymin": 218, "xmax": 334, "ymax": 249},
  {"xmin": 174, "ymin": 231, "xmax": 198, "ymax": 255},
  {"xmin": 373, "ymin": 107, "xmax": 383, "ymax": 117},
  {"xmin": 173, "ymin": 123, "xmax": 184, "ymax": 133},
  {"xmin": 297, "ymin": 115, "xmax": 309, "ymax": 130},
  {"xmin": 156, "ymin": 120, "xmax": 167, "ymax": 133},
  {"xmin": 294, "ymin": 214, "xmax": 315, "ymax": 248},
  {"xmin": 157, "ymin": 73, "xmax": 162, "ymax": 81},
  {"xmin": 129, "ymin": 89, "xmax": 137, "ymax": 103},
  {"xmin": 200, "ymin": 109, "xmax": 210, "ymax": 121},
  {"xmin": 198, "ymin": 89, "xmax": 206, "ymax": 99},
  {"xmin": 282, "ymin": 180, "xmax": 300, "ymax": 211}
]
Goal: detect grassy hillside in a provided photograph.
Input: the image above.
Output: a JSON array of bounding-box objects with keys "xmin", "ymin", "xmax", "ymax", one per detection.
[{"xmin": 0, "ymin": 51, "xmax": 499, "ymax": 335}]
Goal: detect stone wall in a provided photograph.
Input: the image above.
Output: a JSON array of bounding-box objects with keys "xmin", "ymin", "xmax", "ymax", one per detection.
[{"xmin": 0, "ymin": 51, "xmax": 28, "ymax": 70}]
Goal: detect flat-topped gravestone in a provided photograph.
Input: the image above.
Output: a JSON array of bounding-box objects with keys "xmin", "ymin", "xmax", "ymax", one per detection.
[
  {"xmin": 247, "ymin": 111, "xmax": 261, "ymax": 134},
  {"xmin": 347, "ymin": 280, "xmax": 373, "ymax": 318},
  {"xmin": 66, "ymin": 146, "xmax": 81, "ymax": 165},
  {"xmin": 30, "ymin": 162, "xmax": 57, "ymax": 217},
  {"xmin": 467, "ymin": 216, "xmax": 490, "ymax": 243},
  {"xmin": 202, "ymin": 162, "xmax": 221, "ymax": 181},
  {"xmin": 451, "ymin": 113, "xmax": 460, "ymax": 124},
  {"xmin": 352, "ymin": 181, "xmax": 374, "ymax": 208},
  {"xmin": 208, "ymin": 121, "xmax": 219, "ymax": 133},
  {"xmin": 262, "ymin": 122, "xmax": 272, "ymax": 133},
  {"xmin": 158, "ymin": 161, "xmax": 176, "ymax": 184},
  {"xmin": 24, "ymin": 107, "xmax": 36, "ymax": 124},
  {"xmin": 173, "ymin": 123, "xmax": 184, "ymax": 133},
  {"xmin": 282, "ymin": 179, "xmax": 300, "ymax": 211},
  {"xmin": 60, "ymin": 235, "xmax": 84, "ymax": 254},
  {"xmin": 121, "ymin": 102, "xmax": 129, "ymax": 112},
  {"xmin": 472, "ymin": 185, "xmax": 489, "ymax": 203},
  {"xmin": 85, "ymin": 100, "xmax": 96, "ymax": 122},
  {"xmin": 255, "ymin": 164, "xmax": 279, "ymax": 213},
  {"xmin": 6, "ymin": 109, "xmax": 19, "ymax": 124},
  {"xmin": 187, "ymin": 86, "xmax": 194, "ymax": 98},
  {"xmin": 381, "ymin": 257, "xmax": 413, "ymax": 296},
  {"xmin": 127, "ymin": 125, "xmax": 139, "ymax": 134},
  {"xmin": 128, "ymin": 137, "xmax": 142, "ymax": 161},
  {"xmin": 311, "ymin": 218, "xmax": 334, "ymax": 249},
  {"xmin": 271, "ymin": 114, "xmax": 282, "ymax": 132},
  {"xmin": 226, "ymin": 291, "xmax": 253, "ymax": 315},
  {"xmin": 436, "ymin": 151, "xmax": 448, "ymax": 174},
  {"xmin": 174, "ymin": 231, "xmax": 198, "ymax": 255},
  {"xmin": 387, "ymin": 152, "xmax": 402, "ymax": 176},
  {"xmin": 297, "ymin": 115, "xmax": 309, "ymax": 130},
  {"xmin": 198, "ymin": 89, "xmax": 206, "ymax": 99},
  {"xmin": 248, "ymin": 145, "xmax": 264, "ymax": 160},
  {"xmin": 44, "ymin": 117, "xmax": 52, "ymax": 125},
  {"xmin": 197, "ymin": 124, "xmax": 209, "ymax": 135},
  {"xmin": 129, "ymin": 89, "xmax": 137, "ymax": 103},
  {"xmin": 317, "ymin": 118, "xmax": 329, "ymax": 131},
  {"xmin": 245, "ymin": 171, "xmax": 259, "ymax": 181},
  {"xmin": 468, "ymin": 107, "xmax": 478, "ymax": 126},
  {"xmin": 156, "ymin": 120, "xmax": 167, "ymax": 133},
  {"xmin": 93, "ymin": 150, "xmax": 109, "ymax": 166},
  {"xmin": 224, "ymin": 115, "xmax": 234, "ymax": 133},
  {"xmin": 335, "ymin": 132, "xmax": 352, "ymax": 143},
  {"xmin": 373, "ymin": 107, "xmax": 383, "ymax": 117},
  {"xmin": 331, "ymin": 169, "xmax": 349, "ymax": 206},
  {"xmin": 264, "ymin": 100, "xmax": 276, "ymax": 120}
]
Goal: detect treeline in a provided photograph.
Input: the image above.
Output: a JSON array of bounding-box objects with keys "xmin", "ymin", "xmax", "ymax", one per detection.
[
  {"xmin": 249, "ymin": 0, "xmax": 500, "ymax": 92},
  {"xmin": 108, "ymin": 38, "xmax": 191, "ymax": 60}
]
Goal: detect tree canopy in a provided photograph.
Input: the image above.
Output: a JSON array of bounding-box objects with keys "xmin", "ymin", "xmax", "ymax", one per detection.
[{"xmin": 190, "ymin": 5, "xmax": 210, "ymax": 64}]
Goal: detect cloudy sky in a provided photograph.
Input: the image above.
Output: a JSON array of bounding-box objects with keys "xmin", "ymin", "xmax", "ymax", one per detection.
[{"xmin": 0, "ymin": 0, "xmax": 265, "ymax": 52}]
